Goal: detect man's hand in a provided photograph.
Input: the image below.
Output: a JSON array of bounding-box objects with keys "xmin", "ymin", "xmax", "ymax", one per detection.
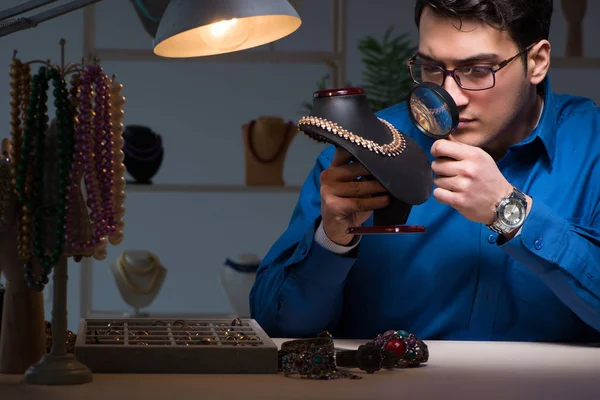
[
  {"xmin": 320, "ymin": 147, "xmax": 391, "ymax": 246},
  {"xmin": 429, "ymin": 137, "xmax": 515, "ymax": 225}
]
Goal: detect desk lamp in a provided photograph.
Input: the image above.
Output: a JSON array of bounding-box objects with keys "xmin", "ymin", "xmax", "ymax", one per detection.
[{"xmin": 0, "ymin": 0, "xmax": 302, "ymax": 58}]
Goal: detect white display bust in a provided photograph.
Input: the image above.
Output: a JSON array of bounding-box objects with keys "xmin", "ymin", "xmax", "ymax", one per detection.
[
  {"xmin": 110, "ymin": 250, "xmax": 166, "ymax": 317},
  {"xmin": 220, "ymin": 253, "xmax": 260, "ymax": 317}
]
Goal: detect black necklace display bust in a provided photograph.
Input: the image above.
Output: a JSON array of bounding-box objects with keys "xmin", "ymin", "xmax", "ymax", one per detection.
[{"xmin": 298, "ymin": 88, "xmax": 433, "ymax": 228}]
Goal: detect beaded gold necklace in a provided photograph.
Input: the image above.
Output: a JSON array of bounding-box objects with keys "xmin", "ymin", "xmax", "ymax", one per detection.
[
  {"xmin": 9, "ymin": 57, "xmax": 32, "ymax": 261},
  {"xmin": 297, "ymin": 116, "xmax": 406, "ymax": 156}
]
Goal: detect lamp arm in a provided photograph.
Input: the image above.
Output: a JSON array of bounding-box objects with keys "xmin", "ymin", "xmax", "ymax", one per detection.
[{"xmin": 0, "ymin": 0, "xmax": 103, "ymax": 38}]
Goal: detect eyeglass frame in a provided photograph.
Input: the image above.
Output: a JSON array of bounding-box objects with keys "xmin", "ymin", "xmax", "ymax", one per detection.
[{"xmin": 406, "ymin": 42, "xmax": 538, "ymax": 91}]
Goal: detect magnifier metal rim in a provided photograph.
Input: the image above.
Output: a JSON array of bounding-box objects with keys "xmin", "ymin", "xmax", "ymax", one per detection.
[{"xmin": 406, "ymin": 82, "xmax": 459, "ymax": 139}]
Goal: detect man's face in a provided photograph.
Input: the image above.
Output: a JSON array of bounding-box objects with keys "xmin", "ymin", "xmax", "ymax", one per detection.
[{"xmin": 417, "ymin": 7, "xmax": 533, "ymax": 150}]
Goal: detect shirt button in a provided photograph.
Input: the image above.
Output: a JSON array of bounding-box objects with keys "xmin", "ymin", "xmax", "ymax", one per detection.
[
  {"xmin": 534, "ymin": 238, "xmax": 544, "ymax": 250},
  {"xmin": 488, "ymin": 234, "xmax": 497, "ymax": 244},
  {"xmin": 300, "ymin": 244, "xmax": 308, "ymax": 255}
]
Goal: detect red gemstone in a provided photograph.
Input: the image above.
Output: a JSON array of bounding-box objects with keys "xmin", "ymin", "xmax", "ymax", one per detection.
[{"xmin": 385, "ymin": 339, "xmax": 407, "ymax": 357}]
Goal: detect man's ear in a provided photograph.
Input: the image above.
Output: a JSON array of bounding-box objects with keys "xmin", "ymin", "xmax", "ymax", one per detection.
[{"xmin": 529, "ymin": 40, "xmax": 551, "ymax": 85}]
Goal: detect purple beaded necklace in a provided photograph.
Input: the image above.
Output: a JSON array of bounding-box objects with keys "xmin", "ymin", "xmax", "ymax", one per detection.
[{"xmin": 65, "ymin": 65, "xmax": 115, "ymax": 254}]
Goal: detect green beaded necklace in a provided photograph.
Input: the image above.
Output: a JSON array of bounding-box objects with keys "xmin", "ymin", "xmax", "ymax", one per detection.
[{"xmin": 16, "ymin": 65, "xmax": 74, "ymax": 291}]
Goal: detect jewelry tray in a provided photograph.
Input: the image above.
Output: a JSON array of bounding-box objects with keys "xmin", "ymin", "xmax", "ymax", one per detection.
[{"xmin": 74, "ymin": 317, "xmax": 278, "ymax": 374}]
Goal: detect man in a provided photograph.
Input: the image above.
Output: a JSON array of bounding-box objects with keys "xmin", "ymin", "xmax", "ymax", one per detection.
[{"xmin": 250, "ymin": 0, "xmax": 600, "ymax": 342}]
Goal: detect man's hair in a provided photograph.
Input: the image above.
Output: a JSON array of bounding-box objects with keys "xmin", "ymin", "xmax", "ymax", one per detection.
[{"xmin": 414, "ymin": 0, "xmax": 553, "ymax": 53}]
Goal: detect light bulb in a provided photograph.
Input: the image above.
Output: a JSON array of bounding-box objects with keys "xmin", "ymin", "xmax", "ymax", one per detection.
[{"xmin": 200, "ymin": 18, "xmax": 252, "ymax": 51}]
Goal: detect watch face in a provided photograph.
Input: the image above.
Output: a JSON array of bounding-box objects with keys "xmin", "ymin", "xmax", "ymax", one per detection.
[{"xmin": 499, "ymin": 200, "xmax": 525, "ymax": 227}]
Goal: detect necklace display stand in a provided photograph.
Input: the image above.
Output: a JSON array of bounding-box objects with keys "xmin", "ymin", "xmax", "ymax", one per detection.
[
  {"xmin": 24, "ymin": 257, "xmax": 93, "ymax": 385},
  {"xmin": 298, "ymin": 85, "xmax": 458, "ymax": 234},
  {"xmin": 298, "ymin": 88, "xmax": 433, "ymax": 231},
  {"xmin": 0, "ymin": 39, "xmax": 128, "ymax": 385},
  {"xmin": 220, "ymin": 253, "xmax": 260, "ymax": 317},
  {"xmin": 242, "ymin": 116, "xmax": 297, "ymax": 186},
  {"xmin": 110, "ymin": 250, "xmax": 167, "ymax": 317}
]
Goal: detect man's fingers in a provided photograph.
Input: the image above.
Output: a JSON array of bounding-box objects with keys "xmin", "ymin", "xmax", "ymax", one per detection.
[
  {"xmin": 330, "ymin": 147, "xmax": 354, "ymax": 166},
  {"xmin": 330, "ymin": 194, "xmax": 391, "ymax": 215},
  {"xmin": 349, "ymin": 195, "xmax": 391, "ymax": 212},
  {"xmin": 431, "ymin": 158, "xmax": 463, "ymax": 177},
  {"xmin": 330, "ymin": 179, "xmax": 388, "ymax": 198},
  {"xmin": 322, "ymin": 159, "xmax": 371, "ymax": 183},
  {"xmin": 430, "ymin": 138, "xmax": 472, "ymax": 160}
]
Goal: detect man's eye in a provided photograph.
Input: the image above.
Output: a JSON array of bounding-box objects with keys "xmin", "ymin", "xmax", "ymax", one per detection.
[
  {"xmin": 423, "ymin": 66, "xmax": 442, "ymax": 74},
  {"xmin": 460, "ymin": 67, "xmax": 490, "ymax": 77}
]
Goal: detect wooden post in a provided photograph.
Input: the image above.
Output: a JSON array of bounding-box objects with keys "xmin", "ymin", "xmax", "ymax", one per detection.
[{"xmin": 0, "ymin": 278, "xmax": 46, "ymax": 374}]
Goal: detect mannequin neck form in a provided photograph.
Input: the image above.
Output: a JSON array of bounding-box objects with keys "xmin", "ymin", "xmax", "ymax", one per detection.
[
  {"xmin": 310, "ymin": 92, "xmax": 391, "ymax": 144},
  {"xmin": 243, "ymin": 116, "xmax": 296, "ymax": 186},
  {"xmin": 110, "ymin": 250, "xmax": 166, "ymax": 314}
]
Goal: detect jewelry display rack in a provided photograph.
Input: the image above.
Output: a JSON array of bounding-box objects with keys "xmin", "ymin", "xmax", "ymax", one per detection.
[
  {"xmin": 75, "ymin": 317, "xmax": 278, "ymax": 373},
  {"xmin": 2, "ymin": 37, "xmax": 128, "ymax": 385}
]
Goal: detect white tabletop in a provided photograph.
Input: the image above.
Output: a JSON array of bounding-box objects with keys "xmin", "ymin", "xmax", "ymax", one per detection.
[{"xmin": 1, "ymin": 339, "xmax": 599, "ymax": 399}]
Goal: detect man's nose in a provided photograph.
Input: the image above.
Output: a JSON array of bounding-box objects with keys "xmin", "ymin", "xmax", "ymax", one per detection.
[{"xmin": 443, "ymin": 75, "xmax": 469, "ymax": 108}]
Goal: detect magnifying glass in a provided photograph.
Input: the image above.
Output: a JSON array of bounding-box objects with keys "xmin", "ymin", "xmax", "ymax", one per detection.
[{"xmin": 406, "ymin": 82, "xmax": 459, "ymax": 139}]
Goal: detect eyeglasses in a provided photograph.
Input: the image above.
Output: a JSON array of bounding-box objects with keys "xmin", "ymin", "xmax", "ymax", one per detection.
[{"xmin": 406, "ymin": 43, "xmax": 536, "ymax": 91}]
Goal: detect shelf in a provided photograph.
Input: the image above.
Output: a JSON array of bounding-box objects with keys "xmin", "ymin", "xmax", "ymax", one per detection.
[
  {"xmin": 94, "ymin": 48, "xmax": 343, "ymax": 65},
  {"xmin": 551, "ymin": 57, "xmax": 600, "ymax": 69},
  {"xmin": 125, "ymin": 183, "xmax": 303, "ymax": 193}
]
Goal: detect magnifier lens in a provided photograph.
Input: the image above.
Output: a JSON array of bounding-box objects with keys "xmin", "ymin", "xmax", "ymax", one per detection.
[{"xmin": 407, "ymin": 83, "xmax": 458, "ymax": 139}]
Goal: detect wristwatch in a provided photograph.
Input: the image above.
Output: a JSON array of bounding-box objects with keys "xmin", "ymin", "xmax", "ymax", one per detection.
[{"xmin": 487, "ymin": 186, "xmax": 528, "ymax": 236}]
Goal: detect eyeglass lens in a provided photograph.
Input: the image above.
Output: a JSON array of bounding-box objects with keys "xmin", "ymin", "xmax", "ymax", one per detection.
[{"xmin": 410, "ymin": 63, "xmax": 495, "ymax": 90}]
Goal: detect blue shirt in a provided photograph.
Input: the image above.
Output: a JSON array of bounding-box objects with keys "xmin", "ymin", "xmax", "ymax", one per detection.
[{"xmin": 249, "ymin": 77, "xmax": 600, "ymax": 342}]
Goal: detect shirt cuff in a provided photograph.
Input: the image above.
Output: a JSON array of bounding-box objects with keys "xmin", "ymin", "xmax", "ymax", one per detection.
[
  {"xmin": 314, "ymin": 219, "xmax": 361, "ymax": 255},
  {"xmin": 498, "ymin": 199, "xmax": 571, "ymax": 266}
]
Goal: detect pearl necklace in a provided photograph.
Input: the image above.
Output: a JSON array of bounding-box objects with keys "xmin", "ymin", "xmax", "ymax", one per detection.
[
  {"xmin": 117, "ymin": 252, "xmax": 162, "ymax": 295},
  {"xmin": 108, "ymin": 75, "xmax": 126, "ymax": 247}
]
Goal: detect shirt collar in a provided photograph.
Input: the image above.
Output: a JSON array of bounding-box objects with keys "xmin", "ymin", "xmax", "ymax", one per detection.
[{"xmin": 510, "ymin": 76, "xmax": 557, "ymax": 166}]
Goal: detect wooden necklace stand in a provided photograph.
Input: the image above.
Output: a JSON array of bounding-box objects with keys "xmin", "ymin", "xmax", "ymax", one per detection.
[{"xmin": 242, "ymin": 116, "xmax": 297, "ymax": 186}]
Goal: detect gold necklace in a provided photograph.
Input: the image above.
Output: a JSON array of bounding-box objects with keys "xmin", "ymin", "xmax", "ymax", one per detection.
[
  {"xmin": 298, "ymin": 116, "xmax": 406, "ymax": 156},
  {"xmin": 118, "ymin": 252, "xmax": 159, "ymax": 275},
  {"xmin": 117, "ymin": 254, "xmax": 162, "ymax": 294}
]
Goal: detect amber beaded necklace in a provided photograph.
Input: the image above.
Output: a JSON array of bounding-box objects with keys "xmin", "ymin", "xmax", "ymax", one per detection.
[{"xmin": 9, "ymin": 56, "xmax": 32, "ymax": 261}]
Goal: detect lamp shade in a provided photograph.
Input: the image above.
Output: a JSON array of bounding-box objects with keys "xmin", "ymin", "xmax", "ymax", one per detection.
[{"xmin": 153, "ymin": 0, "xmax": 302, "ymax": 58}]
